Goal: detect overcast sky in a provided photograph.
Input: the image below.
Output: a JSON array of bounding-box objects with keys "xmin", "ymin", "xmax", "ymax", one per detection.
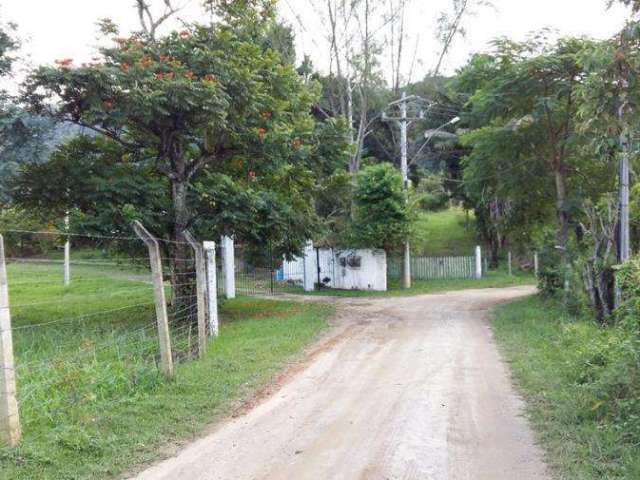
[{"xmin": 1, "ymin": 0, "xmax": 632, "ymax": 87}]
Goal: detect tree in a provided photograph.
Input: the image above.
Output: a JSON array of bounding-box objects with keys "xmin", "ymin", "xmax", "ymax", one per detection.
[
  {"xmin": 348, "ymin": 162, "xmax": 412, "ymax": 249},
  {"xmin": 20, "ymin": 1, "xmax": 335, "ymax": 312},
  {"xmin": 455, "ymin": 35, "xmax": 611, "ymax": 267}
]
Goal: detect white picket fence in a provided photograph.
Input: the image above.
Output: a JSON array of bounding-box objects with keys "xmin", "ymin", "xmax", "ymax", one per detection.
[{"xmin": 388, "ymin": 255, "xmax": 477, "ymax": 280}]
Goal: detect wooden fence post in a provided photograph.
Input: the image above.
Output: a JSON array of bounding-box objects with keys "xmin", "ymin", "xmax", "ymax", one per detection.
[
  {"xmin": 534, "ymin": 251, "xmax": 539, "ymax": 277},
  {"xmin": 508, "ymin": 251, "xmax": 513, "ymax": 276},
  {"xmin": 203, "ymin": 242, "xmax": 219, "ymax": 337},
  {"xmin": 0, "ymin": 234, "xmax": 20, "ymax": 446},
  {"xmin": 184, "ymin": 231, "xmax": 207, "ymax": 358},
  {"xmin": 132, "ymin": 221, "xmax": 174, "ymax": 377}
]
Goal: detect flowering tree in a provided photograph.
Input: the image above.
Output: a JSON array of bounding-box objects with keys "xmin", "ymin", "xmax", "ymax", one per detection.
[{"xmin": 21, "ymin": 3, "xmax": 331, "ymax": 309}]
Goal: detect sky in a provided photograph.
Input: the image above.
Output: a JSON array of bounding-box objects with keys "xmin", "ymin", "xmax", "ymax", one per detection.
[{"xmin": 0, "ymin": 0, "xmax": 632, "ymax": 87}]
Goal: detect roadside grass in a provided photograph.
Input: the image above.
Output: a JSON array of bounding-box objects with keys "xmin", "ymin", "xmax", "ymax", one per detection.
[
  {"xmin": 411, "ymin": 207, "xmax": 476, "ymax": 256},
  {"xmin": 286, "ymin": 268, "xmax": 535, "ymax": 298},
  {"xmin": 492, "ymin": 296, "xmax": 640, "ymax": 480},
  {"xmin": 0, "ymin": 262, "xmax": 333, "ymax": 480}
]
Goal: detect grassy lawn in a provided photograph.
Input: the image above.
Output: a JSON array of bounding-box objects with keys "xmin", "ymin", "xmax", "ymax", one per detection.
[
  {"xmin": 286, "ymin": 268, "xmax": 535, "ymax": 298},
  {"xmin": 0, "ymin": 262, "xmax": 333, "ymax": 479},
  {"xmin": 411, "ymin": 207, "xmax": 476, "ymax": 256},
  {"xmin": 492, "ymin": 296, "xmax": 640, "ymax": 480}
]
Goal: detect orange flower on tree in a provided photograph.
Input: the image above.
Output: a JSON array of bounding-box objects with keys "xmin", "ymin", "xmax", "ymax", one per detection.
[
  {"xmin": 256, "ymin": 127, "xmax": 267, "ymax": 138},
  {"xmin": 248, "ymin": 170, "xmax": 257, "ymax": 179},
  {"xmin": 184, "ymin": 70, "xmax": 194, "ymax": 79},
  {"xmin": 261, "ymin": 111, "xmax": 272, "ymax": 119},
  {"xmin": 292, "ymin": 138, "xmax": 302, "ymax": 149},
  {"xmin": 55, "ymin": 58, "xmax": 73, "ymax": 68},
  {"xmin": 121, "ymin": 62, "xmax": 130, "ymax": 72},
  {"xmin": 139, "ymin": 55, "xmax": 153, "ymax": 67},
  {"xmin": 179, "ymin": 30, "xmax": 190, "ymax": 38},
  {"xmin": 203, "ymin": 74, "xmax": 216, "ymax": 83}
]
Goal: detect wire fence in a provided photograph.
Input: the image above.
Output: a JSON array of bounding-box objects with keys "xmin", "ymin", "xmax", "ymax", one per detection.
[{"xmin": 0, "ymin": 226, "xmax": 217, "ymax": 447}]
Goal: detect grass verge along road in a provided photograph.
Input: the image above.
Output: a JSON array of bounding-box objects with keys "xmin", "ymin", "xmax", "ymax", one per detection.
[
  {"xmin": 493, "ymin": 296, "xmax": 640, "ymax": 479},
  {"xmin": 0, "ymin": 261, "xmax": 332, "ymax": 479}
]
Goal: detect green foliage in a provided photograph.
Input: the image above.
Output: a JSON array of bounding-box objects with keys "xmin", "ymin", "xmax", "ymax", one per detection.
[
  {"xmin": 455, "ymin": 34, "xmax": 616, "ymax": 263},
  {"xmin": 17, "ymin": 9, "xmax": 349, "ymax": 259},
  {"xmin": 348, "ymin": 163, "xmax": 412, "ymax": 250},
  {"xmin": 617, "ymin": 256, "xmax": 640, "ymax": 327},
  {"xmin": 493, "ymin": 295, "xmax": 640, "ymax": 479},
  {"xmin": 410, "ymin": 207, "xmax": 476, "ymax": 256},
  {"xmin": 0, "ymin": 261, "xmax": 332, "ymax": 479},
  {"xmin": 414, "ymin": 172, "xmax": 449, "ymax": 211}
]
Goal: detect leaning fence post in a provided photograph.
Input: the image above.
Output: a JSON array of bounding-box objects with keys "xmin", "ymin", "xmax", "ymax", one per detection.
[
  {"xmin": 132, "ymin": 221, "xmax": 173, "ymax": 377},
  {"xmin": 184, "ymin": 231, "xmax": 207, "ymax": 358},
  {"xmin": 203, "ymin": 242, "xmax": 219, "ymax": 337},
  {"xmin": 534, "ymin": 251, "xmax": 539, "ymax": 277},
  {"xmin": 508, "ymin": 251, "xmax": 513, "ymax": 276},
  {"xmin": 475, "ymin": 246, "xmax": 482, "ymax": 280},
  {"xmin": 0, "ymin": 234, "xmax": 20, "ymax": 446},
  {"xmin": 221, "ymin": 236, "xmax": 236, "ymax": 299}
]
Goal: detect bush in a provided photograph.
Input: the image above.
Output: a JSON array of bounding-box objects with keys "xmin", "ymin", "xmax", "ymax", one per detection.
[{"xmin": 347, "ymin": 163, "xmax": 413, "ymax": 250}]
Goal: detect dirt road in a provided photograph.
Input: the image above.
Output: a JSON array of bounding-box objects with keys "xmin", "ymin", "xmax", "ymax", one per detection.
[{"xmin": 132, "ymin": 286, "xmax": 549, "ymax": 480}]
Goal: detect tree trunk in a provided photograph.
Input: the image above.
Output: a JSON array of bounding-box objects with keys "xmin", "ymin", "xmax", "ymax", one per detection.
[
  {"xmin": 170, "ymin": 173, "xmax": 197, "ymax": 326},
  {"xmin": 553, "ymin": 166, "xmax": 569, "ymax": 266}
]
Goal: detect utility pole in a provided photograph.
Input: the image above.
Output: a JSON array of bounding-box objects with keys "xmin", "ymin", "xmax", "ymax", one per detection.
[
  {"xmin": 382, "ymin": 94, "xmax": 459, "ymax": 289},
  {"xmin": 615, "ymin": 103, "xmax": 631, "ymax": 309},
  {"xmin": 383, "ymin": 92, "xmax": 421, "ymax": 289},
  {"xmin": 618, "ymin": 106, "xmax": 630, "ymax": 264}
]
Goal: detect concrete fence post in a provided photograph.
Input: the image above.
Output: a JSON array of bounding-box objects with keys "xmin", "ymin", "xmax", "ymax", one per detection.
[
  {"xmin": 63, "ymin": 214, "xmax": 70, "ymax": 287},
  {"xmin": 203, "ymin": 241, "xmax": 219, "ymax": 337},
  {"xmin": 534, "ymin": 251, "xmax": 539, "ymax": 277},
  {"xmin": 221, "ymin": 236, "xmax": 236, "ymax": 299},
  {"xmin": 484, "ymin": 256, "xmax": 488, "ymax": 275},
  {"xmin": 303, "ymin": 241, "xmax": 316, "ymax": 292},
  {"xmin": 508, "ymin": 251, "xmax": 513, "ymax": 276},
  {"xmin": 475, "ymin": 246, "xmax": 482, "ymax": 280},
  {"xmin": 184, "ymin": 232, "xmax": 207, "ymax": 358},
  {"xmin": 0, "ymin": 234, "xmax": 20, "ymax": 446},
  {"xmin": 132, "ymin": 221, "xmax": 174, "ymax": 377}
]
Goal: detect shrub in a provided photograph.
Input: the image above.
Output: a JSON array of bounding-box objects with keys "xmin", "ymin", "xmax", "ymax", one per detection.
[{"xmin": 347, "ymin": 163, "xmax": 413, "ymax": 251}]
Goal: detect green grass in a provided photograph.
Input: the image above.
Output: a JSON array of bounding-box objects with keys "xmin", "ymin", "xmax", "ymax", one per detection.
[
  {"xmin": 0, "ymin": 262, "xmax": 333, "ymax": 479},
  {"xmin": 492, "ymin": 296, "xmax": 640, "ymax": 480},
  {"xmin": 411, "ymin": 207, "xmax": 476, "ymax": 256},
  {"xmin": 286, "ymin": 268, "xmax": 535, "ymax": 298}
]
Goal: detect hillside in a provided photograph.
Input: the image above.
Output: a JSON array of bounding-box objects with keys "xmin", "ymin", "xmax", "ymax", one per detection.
[{"xmin": 411, "ymin": 208, "xmax": 477, "ymax": 256}]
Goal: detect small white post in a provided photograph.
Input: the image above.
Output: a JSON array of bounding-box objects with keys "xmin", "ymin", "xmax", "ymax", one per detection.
[
  {"xmin": 534, "ymin": 252, "xmax": 539, "ymax": 277},
  {"xmin": 63, "ymin": 214, "xmax": 70, "ymax": 286},
  {"xmin": 132, "ymin": 221, "xmax": 174, "ymax": 377},
  {"xmin": 184, "ymin": 232, "xmax": 207, "ymax": 357},
  {"xmin": 0, "ymin": 234, "xmax": 21, "ymax": 446},
  {"xmin": 508, "ymin": 251, "xmax": 513, "ymax": 276},
  {"xmin": 203, "ymin": 242, "xmax": 219, "ymax": 337},
  {"xmin": 303, "ymin": 241, "xmax": 316, "ymax": 292},
  {"xmin": 475, "ymin": 245, "xmax": 482, "ymax": 280},
  {"xmin": 221, "ymin": 236, "xmax": 236, "ymax": 299}
]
